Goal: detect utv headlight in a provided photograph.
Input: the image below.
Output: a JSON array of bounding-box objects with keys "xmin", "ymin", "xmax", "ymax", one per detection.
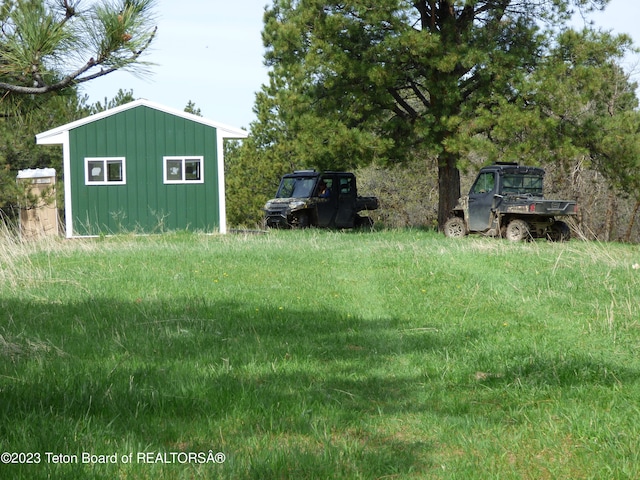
[{"xmin": 289, "ymin": 201, "xmax": 306, "ymax": 211}]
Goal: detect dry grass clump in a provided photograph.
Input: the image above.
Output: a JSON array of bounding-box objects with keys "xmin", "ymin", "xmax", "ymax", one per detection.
[
  {"xmin": 0, "ymin": 221, "xmax": 72, "ymax": 291},
  {"xmin": 0, "ymin": 332, "xmax": 66, "ymax": 361},
  {"xmin": 0, "ymin": 222, "xmax": 35, "ymax": 289}
]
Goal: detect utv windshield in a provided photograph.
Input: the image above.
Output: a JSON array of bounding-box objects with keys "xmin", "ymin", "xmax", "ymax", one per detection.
[
  {"xmin": 502, "ymin": 174, "xmax": 543, "ymax": 195},
  {"xmin": 276, "ymin": 176, "xmax": 317, "ymax": 198}
]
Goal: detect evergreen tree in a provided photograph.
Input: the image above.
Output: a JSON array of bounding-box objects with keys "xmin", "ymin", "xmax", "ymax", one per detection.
[
  {"xmin": 89, "ymin": 89, "xmax": 137, "ymax": 114},
  {"xmin": 0, "ymin": 0, "xmax": 157, "ymax": 100}
]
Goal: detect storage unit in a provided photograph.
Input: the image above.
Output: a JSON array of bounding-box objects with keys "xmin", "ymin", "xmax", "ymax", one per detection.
[
  {"xmin": 17, "ymin": 168, "xmax": 59, "ymax": 238},
  {"xmin": 35, "ymin": 99, "xmax": 248, "ymax": 237}
]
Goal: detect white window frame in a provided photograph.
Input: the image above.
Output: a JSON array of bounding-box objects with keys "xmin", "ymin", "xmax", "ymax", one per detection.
[
  {"xmin": 163, "ymin": 156, "xmax": 204, "ymax": 184},
  {"xmin": 85, "ymin": 157, "xmax": 126, "ymax": 185}
]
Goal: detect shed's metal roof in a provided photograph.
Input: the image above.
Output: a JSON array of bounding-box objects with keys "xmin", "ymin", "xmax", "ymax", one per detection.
[{"xmin": 36, "ymin": 99, "xmax": 248, "ymax": 145}]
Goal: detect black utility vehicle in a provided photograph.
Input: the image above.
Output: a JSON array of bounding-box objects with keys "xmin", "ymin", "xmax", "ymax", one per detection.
[
  {"xmin": 264, "ymin": 170, "xmax": 378, "ymax": 228},
  {"xmin": 444, "ymin": 163, "xmax": 577, "ymax": 241}
]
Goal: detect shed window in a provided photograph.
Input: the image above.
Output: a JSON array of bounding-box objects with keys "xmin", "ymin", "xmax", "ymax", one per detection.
[
  {"xmin": 85, "ymin": 157, "xmax": 126, "ymax": 185},
  {"xmin": 163, "ymin": 156, "xmax": 204, "ymax": 184}
]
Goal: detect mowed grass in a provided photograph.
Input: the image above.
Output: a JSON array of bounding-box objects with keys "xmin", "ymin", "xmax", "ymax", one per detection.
[{"xmin": 1, "ymin": 229, "xmax": 639, "ymax": 479}]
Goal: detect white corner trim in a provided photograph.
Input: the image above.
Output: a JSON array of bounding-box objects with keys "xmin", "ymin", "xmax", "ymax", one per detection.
[
  {"xmin": 217, "ymin": 134, "xmax": 227, "ymax": 234},
  {"xmin": 59, "ymin": 131, "xmax": 73, "ymax": 238}
]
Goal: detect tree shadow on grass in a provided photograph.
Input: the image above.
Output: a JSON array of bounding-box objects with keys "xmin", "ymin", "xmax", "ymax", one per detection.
[
  {"xmin": 0, "ymin": 295, "xmax": 452, "ymax": 479},
  {"xmin": 479, "ymin": 353, "xmax": 640, "ymax": 388}
]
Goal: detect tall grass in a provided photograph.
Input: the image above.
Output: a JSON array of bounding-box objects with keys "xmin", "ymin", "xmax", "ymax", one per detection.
[{"xmin": 1, "ymin": 229, "xmax": 639, "ymax": 479}]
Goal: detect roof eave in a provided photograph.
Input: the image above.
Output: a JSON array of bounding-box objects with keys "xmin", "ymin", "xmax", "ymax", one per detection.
[{"xmin": 36, "ymin": 131, "xmax": 67, "ymax": 145}]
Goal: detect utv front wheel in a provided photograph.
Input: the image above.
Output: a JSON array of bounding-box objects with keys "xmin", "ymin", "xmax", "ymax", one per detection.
[
  {"xmin": 444, "ymin": 217, "xmax": 467, "ymax": 238},
  {"xmin": 505, "ymin": 219, "xmax": 530, "ymax": 241},
  {"xmin": 291, "ymin": 212, "xmax": 310, "ymax": 228}
]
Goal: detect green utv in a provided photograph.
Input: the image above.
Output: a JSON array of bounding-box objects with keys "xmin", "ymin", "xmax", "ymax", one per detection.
[
  {"xmin": 264, "ymin": 170, "xmax": 379, "ymax": 229},
  {"xmin": 444, "ymin": 163, "xmax": 577, "ymax": 241}
]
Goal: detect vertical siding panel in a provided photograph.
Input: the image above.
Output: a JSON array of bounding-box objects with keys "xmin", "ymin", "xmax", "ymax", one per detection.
[
  {"xmin": 141, "ymin": 114, "xmax": 150, "ymax": 232},
  {"xmin": 164, "ymin": 116, "xmax": 174, "ymax": 230},
  {"xmin": 196, "ymin": 123, "xmax": 207, "ymax": 229},
  {"xmin": 190, "ymin": 118, "xmax": 212, "ymax": 230},
  {"xmin": 182, "ymin": 119, "xmax": 195, "ymax": 230},
  {"xmin": 205, "ymin": 126, "xmax": 219, "ymax": 230},
  {"xmin": 142, "ymin": 106, "xmax": 156, "ymax": 231},
  {"xmin": 115, "ymin": 109, "xmax": 131, "ymax": 231},
  {"xmin": 114, "ymin": 113, "xmax": 128, "ymax": 231},
  {"xmin": 197, "ymin": 123, "xmax": 210, "ymax": 230},
  {"xmin": 150, "ymin": 107, "xmax": 165, "ymax": 230},
  {"xmin": 97, "ymin": 118, "xmax": 111, "ymax": 232},
  {"xmin": 125, "ymin": 109, "xmax": 138, "ymax": 229}
]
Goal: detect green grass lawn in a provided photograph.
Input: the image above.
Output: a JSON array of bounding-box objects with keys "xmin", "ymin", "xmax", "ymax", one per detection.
[{"xmin": 1, "ymin": 229, "xmax": 639, "ymax": 479}]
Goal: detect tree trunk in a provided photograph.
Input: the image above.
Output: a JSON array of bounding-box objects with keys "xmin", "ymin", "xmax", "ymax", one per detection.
[
  {"xmin": 603, "ymin": 192, "xmax": 616, "ymax": 242},
  {"xmin": 437, "ymin": 152, "xmax": 461, "ymax": 230},
  {"xmin": 624, "ymin": 199, "xmax": 640, "ymax": 243},
  {"xmin": 570, "ymin": 158, "xmax": 585, "ymax": 231}
]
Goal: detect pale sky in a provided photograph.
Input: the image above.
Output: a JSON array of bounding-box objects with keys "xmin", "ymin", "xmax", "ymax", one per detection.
[
  {"xmin": 80, "ymin": 0, "xmax": 270, "ymax": 130},
  {"xmin": 80, "ymin": 0, "xmax": 640, "ymax": 132},
  {"xmin": 577, "ymin": 0, "xmax": 640, "ymax": 73}
]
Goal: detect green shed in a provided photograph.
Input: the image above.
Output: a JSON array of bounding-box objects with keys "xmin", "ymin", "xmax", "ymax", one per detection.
[{"xmin": 36, "ymin": 99, "xmax": 248, "ymax": 238}]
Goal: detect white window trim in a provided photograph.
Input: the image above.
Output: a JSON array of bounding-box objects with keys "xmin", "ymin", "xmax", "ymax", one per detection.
[
  {"xmin": 163, "ymin": 156, "xmax": 204, "ymax": 184},
  {"xmin": 84, "ymin": 157, "xmax": 126, "ymax": 185}
]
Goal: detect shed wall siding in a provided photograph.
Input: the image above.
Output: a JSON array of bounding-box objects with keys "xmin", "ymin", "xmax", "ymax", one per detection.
[{"xmin": 69, "ymin": 106, "xmax": 219, "ymax": 235}]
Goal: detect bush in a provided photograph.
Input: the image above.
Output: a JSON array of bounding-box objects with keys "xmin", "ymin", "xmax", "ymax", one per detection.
[{"xmin": 356, "ymin": 157, "xmax": 439, "ymax": 229}]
